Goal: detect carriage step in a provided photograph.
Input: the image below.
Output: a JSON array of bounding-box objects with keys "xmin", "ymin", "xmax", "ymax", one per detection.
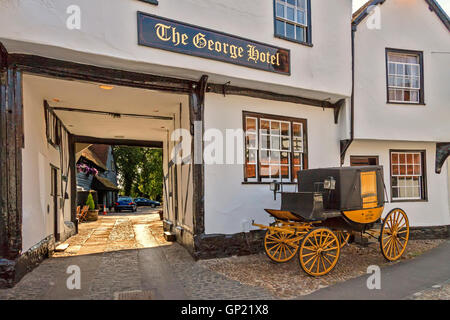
[{"xmin": 164, "ymin": 231, "xmax": 176, "ymax": 242}]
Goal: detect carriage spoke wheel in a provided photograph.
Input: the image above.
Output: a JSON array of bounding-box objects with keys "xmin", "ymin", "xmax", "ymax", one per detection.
[
  {"xmin": 380, "ymin": 208, "xmax": 409, "ymax": 261},
  {"xmin": 335, "ymin": 231, "xmax": 350, "ymax": 249},
  {"xmin": 264, "ymin": 229, "xmax": 299, "ymax": 263},
  {"xmin": 299, "ymin": 228, "xmax": 340, "ymax": 276}
]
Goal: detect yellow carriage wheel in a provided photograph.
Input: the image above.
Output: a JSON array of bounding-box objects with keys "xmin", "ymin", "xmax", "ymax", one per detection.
[
  {"xmin": 264, "ymin": 229, "xmax": 299, "ymax": 263},
  {"xmin": 380, "ymin": 208, "xmax": 409, "ymax": 261},
  {"xmin": 335, "ymin": 231, "xmax": 350, "ymax": 249},
  {"xmin": 299, "ymin": 228, "xmax": 340, "ymax": 276}
]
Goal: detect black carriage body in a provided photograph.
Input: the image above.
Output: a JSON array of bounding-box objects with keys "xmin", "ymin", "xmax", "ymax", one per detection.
[{"xmin": 296, "ymin": 166, "xmax": 385, "ymax": 211}]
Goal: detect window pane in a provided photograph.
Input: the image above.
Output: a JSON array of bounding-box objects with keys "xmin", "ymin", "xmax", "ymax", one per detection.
[
  {"xmin": 246, "ymin": 134, "xmax": 257, "ymax": 149},
  {"xmin": 395, "ymin": 89, "xmax": 403, "ymax": 101},
  {"xmin": 395, "ymin": 76, "xmax": 404, "ymax": 87},
  {"xmin": 297, "ymin": 10, "xmax": 306, "ymax": 25},
  {"xmin": 281, "ymin": 165, "xmax": 289, "ymax": 179},
  {"xmin": 287, "ymin": 0, "xmax": 295, "ymax": 5},
  {"xmin": 246, "ymin": 117, "xmax": 256, "ymax": 132},
  {"xmin": 260, "ymin": 150, "xmax": 269, "ymax": 164},
  {"xmin": 281, "ymin": 136, "xmax": 290, "ymax": 150},
  {"xmin": 271, "ymin": 121, "xmax": 280, "ymax": 135},
  {"xmin": 247, "ymin": 149, "xmax": 257, "ymax": 163},
  {"xmin": 261, "ymin": 134, "xmax": 270, "ymax": 149},
  {"xmin": 297, "ymin": 0, "xmax": 306, "ymax": 9},
  {"xmin": 270, "ymin": 151, "xmax": 281, "ymax": 164},
  {"xmin": 281, "ymin": 122, "xmax": 290, "ymax": 136},
  {"xmin": 260, "ymin": 165, "xmax": 270, "ymax": 179},
  {"xmin": 293, "ymin": 123, "xmax": 302, "ymax": 137},
  {"xmin": 296, "ymin": 26, "xmax": 305, "ymax": 42},
  {"xmin": 246, "ymin": 164, "xmax": 256, "ymax": 179},
  {"xmin": 281, "ymin": 152, "xmax": 289, "ymax": 165},
  {"xmin": 276, "ymin": 3, "xmax": 285, "ymax": 18},
  {"xmin": 271, "ymin": 136, "xmax": 280, "ymax": 150},
  {"xmin": 392, "ymin": 165, "xmax": 399, "ymax": 175},
  {"xmin": 260, "ymin": 120, "xmax": 270, "ymax": 134},
  {"xmin": 275, "ymin": 19, "xmax": 285, "ymax": 36},
  {"xmin": 286, "ymin": 23, "xmax": 295, "ymax": 39},
  {"xmin": 388, "ymin": 62, "xmax": 396, "ymax": 75},
  {"xmin": 287, "ymin": 6, "xmax": 295, "ymax": 21},
  {"xmin": 392, "ymin": 153, "xmax": 399, "ymax": 164}
]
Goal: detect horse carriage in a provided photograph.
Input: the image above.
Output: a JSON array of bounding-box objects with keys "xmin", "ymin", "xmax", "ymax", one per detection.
[{"xmin": 252, "ymin": 166, "xmax": 410, "ymax": 276}]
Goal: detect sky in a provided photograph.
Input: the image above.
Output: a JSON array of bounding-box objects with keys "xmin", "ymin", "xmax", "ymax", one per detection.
[{"xmin": 352, "ymin": 0, "xmax": 450, "ymax": 15}]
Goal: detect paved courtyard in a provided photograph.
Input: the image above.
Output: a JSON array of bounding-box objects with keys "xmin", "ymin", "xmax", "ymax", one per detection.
[
  {"xmin": 0, "ymin": 208, "xmax": 274, "ymax": 300},
  {"xmin": 0, "ymin": 208, "xmax": 448, "ymax": 300}
]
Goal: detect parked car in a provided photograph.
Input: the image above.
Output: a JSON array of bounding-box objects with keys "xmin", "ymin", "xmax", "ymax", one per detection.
[
  {"xmin": 114, "ymin": 196, "xmax": 137, "ymax": 212},
  {"xmin": 133, "ymin": 197, "xmax": 161, "ymax": 208}
]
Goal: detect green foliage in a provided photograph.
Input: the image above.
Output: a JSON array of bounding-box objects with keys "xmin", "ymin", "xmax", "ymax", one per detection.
[
  {"xmin": 112, "ymin": 146, "xmax": 163, "ymax": 201},
  {"xmin": 86, "ymin": 193, "xmax": 95, "ymax": 210}
]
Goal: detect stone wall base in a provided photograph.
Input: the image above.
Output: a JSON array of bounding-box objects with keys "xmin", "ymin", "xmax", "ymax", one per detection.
[
  {"xmin": 193, "ymin": 230, "xmax": 266, "ymax": 260},
  {"xmin": 0, "ymin": 235, "xmax": 55, "ymax": 289},
  {"xmin": 409, "ymin": 225, "xmax": 450, "ymax": 240}
]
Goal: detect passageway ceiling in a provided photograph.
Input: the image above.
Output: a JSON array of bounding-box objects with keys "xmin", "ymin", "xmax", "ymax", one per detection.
[{"xmin": 24, "ymin": 74, "xmax": 187, "ymax": 142}]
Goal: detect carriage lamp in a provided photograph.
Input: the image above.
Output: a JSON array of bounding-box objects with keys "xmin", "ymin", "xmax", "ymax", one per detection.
[
  {"xmin": 270, "ymin": 180, "xmax": 280, "ymax": 200},
  {"xmin": 324, "ymin": 177, "xmax": 336, "ymax": 190}
]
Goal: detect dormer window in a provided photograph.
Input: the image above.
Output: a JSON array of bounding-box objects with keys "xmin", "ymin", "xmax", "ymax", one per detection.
[
  {"xmin": 386, "ymin": 49, "xmax": 424, "ymax": 104},
  {"xmin": 274, "ymin": 0, "xmax": 311, "ymax": 45}
]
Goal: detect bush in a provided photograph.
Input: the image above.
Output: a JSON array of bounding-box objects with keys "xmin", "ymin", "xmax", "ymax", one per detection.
[{"xmin": 86, "ymin": 193, "xmax": 95, "ymax": 210}]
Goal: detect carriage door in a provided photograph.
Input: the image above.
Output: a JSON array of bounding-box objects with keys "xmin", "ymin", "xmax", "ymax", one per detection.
[{"xmin": 360, "ymin": 171, "xmax": 378, "ymax": 209}]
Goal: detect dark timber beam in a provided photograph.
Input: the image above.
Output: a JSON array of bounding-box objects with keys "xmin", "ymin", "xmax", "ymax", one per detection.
[
  {"xmin": 68, "ymin": 134, "xmax": 78, "ymax": 233},
  {"xmin": 8, "ymin": 54, "xmax": 195, "ymax": 94},
  {"xmin": 0, "ymin": 66, "xmax": 24, "ymax": 288},
  {"xmin": 436, "ymin": 143, "xmax": 450, "ymax": 174},
  {"xmin": 190, "ymin": 75, "xmax": 208, "ymax": 236},
  {"xmin": 207, "ymin": 83, "xmax": 335, "ymax": 109},
  {"xmin": 72, "ymin": 135, "xmax": 163, "ymax": 148},
  {"xmin": 9, "ymin": 53, "xmax": 345, "ymax": 115}
]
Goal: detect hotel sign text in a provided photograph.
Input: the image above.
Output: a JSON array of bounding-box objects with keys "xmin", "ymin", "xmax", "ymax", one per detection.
[{"xmin": 137, "ymin": 12, "xmax": 290, "ymax": 75}]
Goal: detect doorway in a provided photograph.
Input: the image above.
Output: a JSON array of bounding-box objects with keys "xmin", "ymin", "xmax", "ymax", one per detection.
[{"xmin": 50, "ymin": 165, "xmax": 59, "ymax": 242}]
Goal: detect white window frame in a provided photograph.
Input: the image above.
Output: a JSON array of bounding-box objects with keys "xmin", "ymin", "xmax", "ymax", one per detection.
[
  {"xmin": 391, "ymin": 151, "xmax": 425, "ymax": 201},
  {"xmin": 387, "ymin": 52, "xmax": 422, "ymax": 104},
  {"xmin": 275, "ymin": 0, "xmax": 308, "ymax": 42}
]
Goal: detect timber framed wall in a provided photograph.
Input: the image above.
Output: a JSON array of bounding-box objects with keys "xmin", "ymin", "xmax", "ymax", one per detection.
[
  {"xmin": 0, "ymin": 45, "xmax": 347, "ymax": 285},
  {"xmin": 0, "ymin": 44, "xmax": 24, "ymax": 287}
]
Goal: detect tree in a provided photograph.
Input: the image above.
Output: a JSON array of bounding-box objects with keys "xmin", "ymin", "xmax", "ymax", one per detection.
[{"xmin": 112, "ymin": 146, "xmax": 163, "ymax": 201}]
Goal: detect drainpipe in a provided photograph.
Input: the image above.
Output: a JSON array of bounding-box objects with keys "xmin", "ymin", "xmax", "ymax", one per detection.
[{"xmin": 340, "ymin": 23, "xmax": 356, "ymax": 165}]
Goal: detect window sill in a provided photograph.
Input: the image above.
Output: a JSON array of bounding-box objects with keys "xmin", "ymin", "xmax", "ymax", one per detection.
[
  {"xmin": 274, "ymin": 35, "xmax": 313, "ymax": 47},
  {"xmin": 386, "ymin": 101, "xmax": 426, "ymax": 106},
  {"xmin": 390, "ymin": 199, "xmax": 428, "ymax": 203},
  {"xmin": 242, "ymin": 181, "xmax": 297, "ymax": 185}
]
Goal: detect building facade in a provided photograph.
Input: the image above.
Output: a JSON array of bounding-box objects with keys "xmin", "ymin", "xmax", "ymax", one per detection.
[
  {"xmin": 0, "ymin": 0, "xmax": 448, "ymax": 287},
  {"xmin": 345, "ymin": 0, "xmax": 450, "ymax": 228}
]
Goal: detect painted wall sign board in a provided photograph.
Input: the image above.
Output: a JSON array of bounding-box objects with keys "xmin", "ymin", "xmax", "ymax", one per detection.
[{"xmin": 137, "ymin": 12, "xmax": 291, "ymax": 75}]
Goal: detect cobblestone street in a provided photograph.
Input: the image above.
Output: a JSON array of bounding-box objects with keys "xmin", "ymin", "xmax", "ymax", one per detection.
[{"xmin": 0, "ymin": 208, "xmax": 274, "ymax": 300}]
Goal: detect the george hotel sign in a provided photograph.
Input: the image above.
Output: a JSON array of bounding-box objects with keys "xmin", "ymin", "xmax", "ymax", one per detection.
[{"xmin": 137, "ymin": 12, "xmax": 291, "ymax": 75}]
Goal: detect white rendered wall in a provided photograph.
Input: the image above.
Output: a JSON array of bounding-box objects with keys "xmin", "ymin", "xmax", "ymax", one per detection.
[
  {"xmin": 203, "ymin": 93, "xmax": 341, "ymax": 235},
  {"xmin": 344, "ymin": 140, "xmax": 450, "ymax": 227},
  {"xmin": 0, "ymin": 0, "xmax": 352, "ymax": 99},
  {"xmin": 22, "ymin": 76, "xmax": 71, "ymax": 252},
  {"xmin": 353, "ymin": 0, "xmax": 450, "ymax": 142}
]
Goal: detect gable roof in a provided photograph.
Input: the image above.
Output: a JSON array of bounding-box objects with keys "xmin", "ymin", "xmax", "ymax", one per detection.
[
  {"xmin": 352, "ymin": 0, "xmax": 450, "ymax": 32},
  {"xmin": 89, "ymin": 144, "xmax": 110, "ymax": 166},
  {"xmin": 80, "ymin": 148, "xmax": 107, "ymax": 171}
]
